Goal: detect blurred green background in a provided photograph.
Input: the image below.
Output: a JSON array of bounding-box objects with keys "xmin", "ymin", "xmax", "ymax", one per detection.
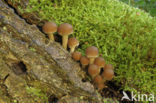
[{"xmin": 120, "ymin": 0, "xmax": 156, "ymax": 16}]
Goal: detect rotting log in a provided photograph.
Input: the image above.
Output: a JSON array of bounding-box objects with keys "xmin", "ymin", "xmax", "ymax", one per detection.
[
  {"xmin": 6, "ymin": 0, "xmax": 48, "ymax": 26},
  {"xmin": 0, "ymin": 0, "xmax": 104, "ymax": 103}
]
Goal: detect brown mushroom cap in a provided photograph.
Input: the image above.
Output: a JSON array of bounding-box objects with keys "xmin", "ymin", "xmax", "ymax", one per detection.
[
  {"xmin": 42, "ymin": 22, "xmax": 57, "ymax": 34},
  {"xmin": 97, "ymin": 83, "xmax": 105, "ymax": 91},
  {"xmin": 72, "ymin": 51, "xmax": 82, "ymax": 61},
  {"xmin": 85, "ymin": 46, "xmax": 99, "ymax": 58},
  {"xmin": 68, "ymin": 37, "xmax": 79, "ymax": 48},
  {"xmin": 94, "ymin": 75, "xmax": 103, "ymax": 84},
  {"xmin": 102, "ymin": 68, "xmax": 114, "ymax": 80},
  {"xmin": 94, "ymin": 57, "xmax": 105, "ymax": 68},
  {"xmin": 80, "ymin": 56, "xmax": 89, "ymax": 66},
  {"xmin": 88, "ymin": 64, "xmax": 100, "ymax": 78},
  {"xmin": 57, "ymin": 23, "xmax": 73, "ymax": 36},
  {"xmin": 104, "ymin": 64, "xmax": 114, "ymax": 70}
]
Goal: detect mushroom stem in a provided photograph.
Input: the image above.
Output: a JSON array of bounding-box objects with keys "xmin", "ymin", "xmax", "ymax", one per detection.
[
  {"xmin": 70, "ymin": 47, "xmax": 75, "ymax": 53},
  {"xmin": 91, "ymin": 72, "xmax": 100, "ymax": 79},
  {"xmin": 103, "ymin": 78, "xmax": 106, "ymax": 83},
  {"xmin": 48, "ymin": 33, "xmax": 54, "ymax": 42},
  {"xmin": 98, "ymin": 67, "xmax": 102, "ymax": 73},
  {"xmin": 89, "ymin": 58, "xmax": 95, "ymax": 64},
  {"xmin": 62, "ymin": 35, "xmax": 68, "ymax": 49},
  {"xmin": 82, "ymin": 65, "xmax": 86, "ymax": 69}
]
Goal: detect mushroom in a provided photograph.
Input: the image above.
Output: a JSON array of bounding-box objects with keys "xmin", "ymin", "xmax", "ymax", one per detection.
[
  {"xmin": 72, "ymin": 51, "xmax": 82, "ymax": 61},
  {"xmin": 104, "ymin": 64, "xmax": 114, "ymax": 70},
  {"xmin": 94, "ymin": 57, "xmax": 105, "ymax": 72},
  {"xmin": 88, "ymin": 64, "xmax": 100, "ymax": 79},
  {"xmin": 42, "ymin": 22, "xmax": 57, "ymax": 42},
  {"xmin": 58, "ymin": 23, "xmax": 73, "ymax": 49},
  {"xmin": 68, "ymin": 37, "xmax": 79, "ymax": 53},
  {"xmin": 96, "ymin": 83, "xmax": 106, "ymax": 91},
  {"xmin": 102, "ymin": 67, "xmax": 114, "ymax": 81},
  {"xmin": 80, "ymin": 56, "xmax": 89, "ymax": 69},
  {"xmin": 93, "ymin": 75, "xmax": 104, "ymax": 85},
  {"xmin": 85, "ymin": 46, "xmax": 99, "ymax": 64}
]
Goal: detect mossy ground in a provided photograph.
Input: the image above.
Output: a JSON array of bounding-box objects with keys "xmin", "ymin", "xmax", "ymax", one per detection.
[{"xmin": 18, "ymin": 0, "xmax": 155, "ymax": 101}]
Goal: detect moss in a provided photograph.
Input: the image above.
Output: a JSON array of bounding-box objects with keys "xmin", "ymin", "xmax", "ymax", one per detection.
[
  {"xmin": 26, "ymin": 86, "xmax": 48, "ymax": 103},
  {"xmin": 22, "ymin": 0, "xmax": 155, "ymax": 96}
]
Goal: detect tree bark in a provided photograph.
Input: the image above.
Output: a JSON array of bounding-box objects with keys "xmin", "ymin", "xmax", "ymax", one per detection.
[{"xmin": 0, "ymin": 0, "xmax": 103, "ymax": 103}]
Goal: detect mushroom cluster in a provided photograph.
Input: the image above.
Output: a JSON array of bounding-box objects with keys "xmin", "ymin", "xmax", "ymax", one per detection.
[
  {"xmin": 42, "ymin": 22, "xmax": 77, "ymax": 51},
  {"xmin": 42, "ymin": 22, "xmax": 114, "ymax": 91},
  {"xmin": 72, "ymin": 46, "xmax": 115, "ymax": 91}
]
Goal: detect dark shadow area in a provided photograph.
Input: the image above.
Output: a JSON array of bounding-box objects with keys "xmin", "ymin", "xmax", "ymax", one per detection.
[
  {"xmin": 11, "ymin": 61, "xmax": 27, "ymax": 75},
  {"xmin": 48, "ymin": 95, "xmax": 59, "ymax": 103}
]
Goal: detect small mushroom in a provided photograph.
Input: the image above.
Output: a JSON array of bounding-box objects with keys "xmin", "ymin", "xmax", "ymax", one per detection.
[
  {"xmin": 72, "ymin": 51, "xmax": 82, "ymax": 61},
  {"xmin": 94, "ymin": 57, "xmax": 105, "ymax": 72},
  {"xmin": 58, "ymin": 23, "xmax": 73, "ymax": 49},
  {"xmin": 42, "ymin": 22, "xmax": 57, "ymax": 42},
  {"xmin": 85, "ymin": 46, "xmax": 99, "ymax": 64},
  {"xmin": 88, "ymin": 64, "xmax": 100, "ymax": 79},
  {"xmin": 93, "ymin": 75, "xmax": 104, "ymax": 85},
  {"xmin": 68, "ymin": 37, "xmax": 79, "ymax": 53},
  {"xmin": 96, "ymin": 83, "xmax": 106, "ymax": 91},
  {"xmin": 102, "ymin": 67, "xmax": 114, "ymax": 80},
  {"xmin": 80, "ymin": 56, "xmax": 89, "ymax": 69},
  {"xmin": 104, "ymin": 64, "xmax": 114, "ymax": 70}
]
